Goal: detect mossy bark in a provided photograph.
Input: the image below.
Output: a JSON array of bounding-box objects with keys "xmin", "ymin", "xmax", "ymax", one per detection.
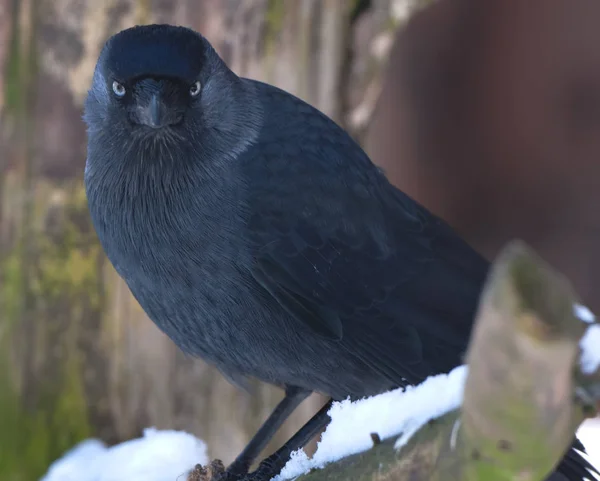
[
  {"xmin": 0, "ymin": 1, "xmax": 408, "ymax": 480},
  {"xmin": 0, "ymin": 1, "xmax": 94, "ymax": 479}
]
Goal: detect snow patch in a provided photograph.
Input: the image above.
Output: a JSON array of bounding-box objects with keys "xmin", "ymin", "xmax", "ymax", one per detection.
[
  {"xmin": 40, "ymin": 428, "xmax": 207, "ymax": 481},
  {"xmin": 274, "ymin": 366, "xmax": 467, "ymax": 480}
]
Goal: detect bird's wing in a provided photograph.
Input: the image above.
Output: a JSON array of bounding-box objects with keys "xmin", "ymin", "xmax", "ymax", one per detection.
[
  {"xmin": 243, "ymin": 83, "xmax": 597, "ymax": 479},
  {"xmin": 244, "ymin": 133, "xmax": 489, "ymax": 386}
]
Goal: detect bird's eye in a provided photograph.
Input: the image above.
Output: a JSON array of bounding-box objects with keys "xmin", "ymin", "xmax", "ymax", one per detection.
[
  {"xmin": 112, "ymin": 81, "xmax": 126, "ymax": 97},
  {"xmin": 189, "ymin": 81, "xmax": 201, "ymax": 97}
]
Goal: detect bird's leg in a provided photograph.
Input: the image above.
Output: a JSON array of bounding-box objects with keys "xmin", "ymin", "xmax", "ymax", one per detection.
[
  {"xmin": 225, "ymin": 386, "xmax": 311, "ymax": 479},
  {"xmin": 243, "ymin": 399, "xmax": 334, "ymax": 481}
]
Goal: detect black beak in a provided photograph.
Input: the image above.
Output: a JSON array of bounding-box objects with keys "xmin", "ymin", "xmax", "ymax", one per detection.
[
  {"xmin": 136, "ymin": 92, "xmax": 181, "ymax": 129},
  {"xmin": 149, "ymin": 94, "xmax": 162, "ymax": 128},
  {"xmin": 137, "ymin": 93, "xmax": 166, "ymax": 129}
]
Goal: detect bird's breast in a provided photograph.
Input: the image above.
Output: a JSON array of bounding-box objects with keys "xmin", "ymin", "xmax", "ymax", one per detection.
[
  {"xmin": 90, "ymin": 187, "xmax": 261, "ymax": 362},
  {"xmin": 88, "ymin": 168, "xmax": 247, "ymax": 308}
]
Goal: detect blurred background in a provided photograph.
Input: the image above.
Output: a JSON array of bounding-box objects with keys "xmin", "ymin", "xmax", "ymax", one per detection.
[{"xmin": 1, "ymin": 0, "xmax": 600, "ymax": 479}]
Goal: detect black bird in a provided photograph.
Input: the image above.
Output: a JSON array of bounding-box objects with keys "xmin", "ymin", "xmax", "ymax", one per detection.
[{"xmin": 84, "ymin": 24, "xmax": 597, "ymax": 481}]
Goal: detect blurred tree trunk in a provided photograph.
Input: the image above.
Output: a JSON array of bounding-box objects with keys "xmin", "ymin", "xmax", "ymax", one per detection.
[
  {"xmin": 0, "ymin": 1, "xmax": 405, "ymax": 479},
  {"xmin": 367, "ymin": 0, "xmax": 600, "ymax": 312}
]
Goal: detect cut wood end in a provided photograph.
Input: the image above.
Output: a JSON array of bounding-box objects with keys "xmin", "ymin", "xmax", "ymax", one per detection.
[
  {"xmin": 460, "ymin": 240, "xmax": 584, "ymax": 480},
  {"xmin": 487, "ymin": 240, "xmax": 581, "ymax": 343}
]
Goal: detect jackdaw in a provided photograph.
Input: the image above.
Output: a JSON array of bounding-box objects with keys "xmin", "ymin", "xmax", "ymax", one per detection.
[{"xmin": 84, "ymin": 24, "xmax": 597, "ymax": 481}]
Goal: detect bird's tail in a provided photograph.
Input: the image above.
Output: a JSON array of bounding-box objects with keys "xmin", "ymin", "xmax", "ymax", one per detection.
[{"xmin": 550, "ymin": 439, "xmax": 598, "ymax": 481}]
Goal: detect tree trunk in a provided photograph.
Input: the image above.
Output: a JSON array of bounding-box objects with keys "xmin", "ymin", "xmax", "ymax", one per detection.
[
  {"xmin": 0, "ymin": 1, "xmax": 406, "ymax": 479},
  {"xmin": 367, "ymin": 0, "xmax": 600, "ymax": 313}
]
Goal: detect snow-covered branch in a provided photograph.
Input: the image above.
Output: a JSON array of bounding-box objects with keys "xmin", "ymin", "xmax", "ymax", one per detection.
[{"xmin": 272, "ymin": 241, "xmax": 600, "ymax": 481}]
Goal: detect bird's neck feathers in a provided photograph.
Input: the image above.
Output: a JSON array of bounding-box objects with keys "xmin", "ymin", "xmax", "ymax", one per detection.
[
  {"xmin": 84, "ymin": 78, "xmax": 263, "ymax": 252},
  {"xmin": 84, "ymin": 75, "xmax": 262, "ymax": 198},
  {"xmin": 85, "ymin": 133, "xmax": 244, "ymax": 235},
  {"xmin": 84, "ymin": 134, "xmax": 248, "ymax": 276}
]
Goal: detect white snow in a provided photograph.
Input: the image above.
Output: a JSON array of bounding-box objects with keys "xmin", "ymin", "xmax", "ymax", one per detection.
[
  {"xmin": 39, "ymin": 303, "xmax": 600, "ymax": 481},
  {"xmin": 272, "ymin": 302, "xmax": 600, "ymax": 480},
  {"xmin": 38, "ymin": 416, "xmax": 600, "ymax": 481},
  {"xmin": 575, "ymin": 303, "xmax": 596, "ymax": 324},
  {"xmin": 273, "ymin": 365, "xmax": 468, "ymax": 481},
  {"xmin": 573, "ymin": 303, "xmax": 600, "ymax": 375},
  {"xmin": 581, "ymin": 324, "xmax": 600, "ymax": 375},
  {"xmin": 40, "ymin": 427, "xmax": 207, "ymax": 481}
]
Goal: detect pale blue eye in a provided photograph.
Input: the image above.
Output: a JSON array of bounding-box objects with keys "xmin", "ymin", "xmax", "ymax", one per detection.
[
  {"xmin": 112, "ymin": 81, "xmax": 126, "ymax": 97},
  {"xmin": 189, "ymin": 81, "xmax": 201, "ymax": 97}
]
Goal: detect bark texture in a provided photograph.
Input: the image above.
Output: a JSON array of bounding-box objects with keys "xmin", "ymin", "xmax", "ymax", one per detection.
[{"xmin": 0, "ymin": 1, "xmax": 412, "ymax": 479}]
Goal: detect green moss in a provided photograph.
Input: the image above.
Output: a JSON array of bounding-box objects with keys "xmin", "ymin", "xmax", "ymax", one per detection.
[
  {"xmin": 136, "ymin": 0, "xmax": 151, "ymax": 25},
  {"xmin": 0, "ymin": 183, "xmax": 102, "ymax": 481},
  {"xmin": 265, "ymin": 0, "xmax": 286, "ymax": 47},
  {"xmin": 0, "ymin": 1, "xmax": 100, "ymax": 477},
  {"xmin": 0, "ymin": 353, "xmax": 92, "ymax": 481},
  {"xmin": 1, "ymin": 250, "xmax": 23, "ymax": 329},
  {"xmin": 263, "ymin": 0, "xmax": 286, "ymax": 80},
  {"xmin": 461, "ymin": 399, "xmax": 561, "ymax": 481},
  {"xmin": 4, "ymin": 0, "xmax": 38, "ymax": 118}
]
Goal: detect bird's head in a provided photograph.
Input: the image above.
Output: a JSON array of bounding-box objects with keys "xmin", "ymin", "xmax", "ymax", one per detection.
[{"xmin": 84, "ymin": 24, "xmax": 261, "ymax": 169}]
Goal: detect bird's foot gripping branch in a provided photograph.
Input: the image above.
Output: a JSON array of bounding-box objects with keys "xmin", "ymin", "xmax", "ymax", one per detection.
[{"xmin": 189, "ymin": 241, "xmax": 600, "ymax": 481}]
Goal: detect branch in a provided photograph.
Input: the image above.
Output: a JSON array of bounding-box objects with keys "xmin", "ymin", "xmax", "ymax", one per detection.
[{"xmin": 284, "ymin": 241, "xmax": 600, "ymax": 481}]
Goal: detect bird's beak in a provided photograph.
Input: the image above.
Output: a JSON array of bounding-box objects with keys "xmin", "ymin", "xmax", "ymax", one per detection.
[
  {"xmin": 136, "ymin": 92, "xmax": 181, "ymax": 129},
  {"xmin": 148, "ymin": 94, "xmax": 162, "ymax": 128},
  {"xmin": 137, "ymin": 93, "xmax": 166, "ymax": 129}
]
